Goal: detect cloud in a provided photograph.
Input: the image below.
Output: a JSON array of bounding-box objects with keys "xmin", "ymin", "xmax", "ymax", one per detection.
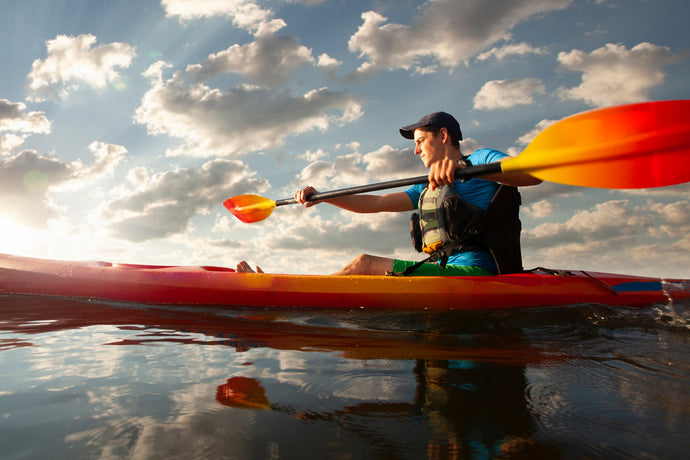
[
  {"xmin": 186, "ymin": 34, "xmax": 315, "ymax": 87},
  {"xmin": 78, "ymin": 142, "xmax": 129, "ymax": 179},
  {"xmin": 473, "ymin": 78, "xmax": 546, "ymax": 110},
  {"xmin": 476, "ymin": 42, "xmax": 547, "ymax": 61},
  {"xmin": 26, "ymin": 34, "xmax": 136, "ymax": 102},
  {"xmin": 99, "ymin": 159, "xmax": 268, "ymax": 242},
  {"xmin": 514, "ymin": 118, "xmax": 558, "ymax": 147},
  {"xmin": 0, "ymin": 99, "xmax": 51, "ymax": 153},
  {"xmin": 362, "ymin": 145, "xmax": 425, "ymax": 180},
  {"xmin": 134, "ymin": 63, "xmax": 363, "ymax": 158},
  {"xmin": 161, "ymin": 0, "xmax": 285, "ymax": 36},
  {"xmin": 285, "ymin": 0, "xmax": 327, "ymax": 5},
  {"xmin": 316, "ymin": 53, "xmax": 342, "ymax": 69},
  {"xmin": 348, "ymin": 0, "xmax": 572, "ymax": 74},
  {"xmin": 519, "ymin": 181, "xmax": 580, "ymax": 204},
  {"xmin": 557, "ymin": 42, "xmax": 682, "ymax": 107},
  {"xmin": 522, "ymin": 197, "xmax": 690, "ymax": 275},
  {"xmin": 287, "ymin": 144, "xmax": 423, "ymax": 192},
  {"xmin": 258, "ymin": 205, "xmax": 414, "ymax": 258},
  {"xmin": 649, "ymin": 200, "xmax": 690, "ymax": 229},
  {"xmin": 0, "ymin": 144, "xmax": 127, "ymax": 226},
  {"xmin": 523, "ymin": 199, "xmax": 555, "ymax": 219},
  {"xmin": 0, "ymin": 151, "xmax": 73, "ymax": 196},
  {"xmin": 524, "ymin": 199, "xmax": 653, "ymax": 249}
]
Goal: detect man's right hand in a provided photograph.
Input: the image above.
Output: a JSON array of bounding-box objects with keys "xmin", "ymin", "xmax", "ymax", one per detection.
[{"xmin": 428, "ymin": 157, "xmax": 463, "ymax": 190}]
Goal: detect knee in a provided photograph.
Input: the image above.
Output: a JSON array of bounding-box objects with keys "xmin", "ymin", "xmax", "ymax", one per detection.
[
  {"xmin": 333, "ymin": 254, "xmax": 371, "ymax": 276},
  {"xmin": 344, "ymin": 254, "xmax": 370, "ymax": 272},
  {"xmin": 350, "ymin": 254, "xmax": 370, "ymax": 265},
  {"xmin": 336, "ymin": 254, "xmax": 391, "ymax": 276}
]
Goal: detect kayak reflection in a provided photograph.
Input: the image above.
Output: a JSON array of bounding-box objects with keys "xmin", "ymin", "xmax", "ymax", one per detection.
[
  {"xmin": 0, "ymin": 294, "xmax": 570, "ymax": 362},
  {"xmin": 2, "ymin": 294, "xmax": 567, "ymax": 458}
]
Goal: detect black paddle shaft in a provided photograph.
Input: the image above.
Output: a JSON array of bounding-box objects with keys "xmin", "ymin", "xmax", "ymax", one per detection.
[{"xmin": 274, "ymin": 162, "xmax": 503, "ymax": 207}]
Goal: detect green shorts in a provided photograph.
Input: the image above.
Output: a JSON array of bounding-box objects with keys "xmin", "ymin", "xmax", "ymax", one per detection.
[{"xmin": 392, "ymin": 260, "xmax": 495, "ymax": 277}]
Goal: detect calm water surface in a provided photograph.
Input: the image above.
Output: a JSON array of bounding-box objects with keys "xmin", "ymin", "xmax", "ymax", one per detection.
[{"xmin": 1, "ymin": 294, "xmax": 688, "ymax": 459}]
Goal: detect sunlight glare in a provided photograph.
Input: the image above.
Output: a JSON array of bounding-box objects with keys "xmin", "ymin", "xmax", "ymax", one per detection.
[{"xmin": 0, "ymin": 215, "xmax": 33, "ymax": 255}]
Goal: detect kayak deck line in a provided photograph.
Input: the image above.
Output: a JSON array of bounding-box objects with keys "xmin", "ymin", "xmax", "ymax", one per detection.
[{"xmin": 1, "ymin": 253, "xmax": 688, "ymax": 310}]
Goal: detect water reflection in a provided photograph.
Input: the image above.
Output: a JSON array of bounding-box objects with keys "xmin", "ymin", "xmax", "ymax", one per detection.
[
  {"xmin": 1, "ymin": 294, "xmax": 688, "ymax": 459},
  {"xmin": 217, "ymin": 377, "xmax": 271, "ymax": 410}
]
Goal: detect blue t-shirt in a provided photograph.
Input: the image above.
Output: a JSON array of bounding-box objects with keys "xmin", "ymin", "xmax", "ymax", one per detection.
[{"xmin": 405, "ymin": 148, "xmax": 508, "ymax": 272}]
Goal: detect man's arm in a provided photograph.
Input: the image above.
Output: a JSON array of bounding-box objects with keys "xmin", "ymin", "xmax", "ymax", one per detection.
[{"xmin": 296, "ymin": 187, "xmax": 415, "ymax": 213}]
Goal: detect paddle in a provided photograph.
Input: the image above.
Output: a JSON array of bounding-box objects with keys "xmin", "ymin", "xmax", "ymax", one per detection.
[{"xmin": 224, "ymin": 100, "xmax": 690, "ymax": 223}]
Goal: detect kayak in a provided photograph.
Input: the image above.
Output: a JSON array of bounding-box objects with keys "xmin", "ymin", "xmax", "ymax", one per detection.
[{"xmin": 0, "ymin": 253, "xmax": 688, "ymax": 310}]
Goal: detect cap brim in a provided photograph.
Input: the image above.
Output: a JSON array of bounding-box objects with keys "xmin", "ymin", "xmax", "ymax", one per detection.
[{"xmin": 399, "ymin": 122, "xmax": 424, "ymax": 139}]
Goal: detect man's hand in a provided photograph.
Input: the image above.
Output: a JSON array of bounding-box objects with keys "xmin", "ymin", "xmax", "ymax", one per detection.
[
  {"xmin": 428, "ymin": 157, "xmax": 463, "ymax": 189},
  {"xmin": 295, "ymin": 186, "xmax": 320, "ymax": 207}
]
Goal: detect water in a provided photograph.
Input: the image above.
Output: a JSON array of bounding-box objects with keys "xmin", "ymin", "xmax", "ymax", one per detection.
[{"xmin": 1, "ymin": 294, "xmax": 688, "ymax": 459}]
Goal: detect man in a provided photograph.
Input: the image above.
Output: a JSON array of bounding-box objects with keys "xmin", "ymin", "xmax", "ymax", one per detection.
[{"xmin": 237, "ymin": 111, "xmax": 541, "ymax": 275}]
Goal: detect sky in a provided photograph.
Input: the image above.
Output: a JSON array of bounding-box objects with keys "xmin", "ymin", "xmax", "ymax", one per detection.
[{"xmin": 0, "ymin": 0, "xmax": 688, "ymax": 278}]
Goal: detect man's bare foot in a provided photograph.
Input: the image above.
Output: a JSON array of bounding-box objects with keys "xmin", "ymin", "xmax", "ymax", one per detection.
[{"xmin": 236, "ymin": 261, "xmax": 264, "ymax": 273}]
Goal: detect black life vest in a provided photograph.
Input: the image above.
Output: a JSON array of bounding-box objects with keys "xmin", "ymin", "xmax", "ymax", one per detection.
[{"xmin": 407, "ymin": 183, "xmax": 523, "ymax": 275}]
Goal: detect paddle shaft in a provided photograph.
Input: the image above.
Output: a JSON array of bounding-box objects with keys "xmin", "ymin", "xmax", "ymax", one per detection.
[{"xmin": 274, "ymin": 162, "xmax": 502, "ymax": 206}]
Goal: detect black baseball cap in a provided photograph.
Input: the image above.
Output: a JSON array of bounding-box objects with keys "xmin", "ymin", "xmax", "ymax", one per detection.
[{"xmin": 399, "ymin": 111, "xmax": 463, "ymax": 141}]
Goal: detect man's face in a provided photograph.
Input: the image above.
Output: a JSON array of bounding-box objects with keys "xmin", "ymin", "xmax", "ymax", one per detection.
[{"xmin": 413, "ymin": 128, "xmax": 444, "ymax": 168}]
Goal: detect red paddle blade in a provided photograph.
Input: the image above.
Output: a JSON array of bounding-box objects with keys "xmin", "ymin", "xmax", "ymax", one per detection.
[
  {"xmin": 223, "ymin": 194, "xmax": 276, "ymax": 223},
  {"xmin": 503, "ymin": 100, "xmax": 690, "ymax": 189}
]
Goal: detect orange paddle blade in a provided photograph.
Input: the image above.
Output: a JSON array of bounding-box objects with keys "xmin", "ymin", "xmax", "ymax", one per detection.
[
  {"xmin": 216, "ymin": 377, "xmax": 270, "ymax": 409},
  {"xmin": 502, "ymin": 100, "xmax": 690, "ymax": 188},
  {"xmin": 223, "ymin": 194, "xmax": 277, "ymax": 223}
]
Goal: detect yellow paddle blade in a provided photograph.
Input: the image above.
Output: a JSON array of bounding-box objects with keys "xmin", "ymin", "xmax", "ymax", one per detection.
[
  {"xmin": 502, "ymin": 100, "xmax": 690, "ymax": 188},
  {"xmin": 223, "ymin": 194, "xmax": 277, "ymax": 223}
]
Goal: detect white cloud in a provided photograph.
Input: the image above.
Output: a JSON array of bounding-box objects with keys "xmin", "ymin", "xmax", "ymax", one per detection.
[
  {"xmin": 99, "ymin": 159, "xmax": 268, "ymax": 242},
  {"xmin": 557, "ymin": 42, "xmax": 681, "ymax": 107},
  {"xmin": 0, "ymin": 99, "xmax": 51, "ymax": 153},
  {"xmin": 0, "ymin": 99, "xmax": 51, "ymax": 134},
  {"xmin": 317, "ymin": 53, "xmax": 342, "ymax": 68},
  {"xmin": 26, "ymin": 34, "xmax": 136, "ymax": 102},
  {"xmin": 473, "ymin": 78, "xmax": 546, "ymax": 110},
  {"xmin": 362, "ymin": 145, "xmax": 425, "ymax": 180},
  {"xmin": 134, "ymin": 64, "xmax": 363, "ymax": 158},
  {"xmin": 285, "ymin": 0, "xmax": 326, "ymax": 5},
  {"xmin": 259, "ymin": 204, "xmax": 414, "ymax": 258},
  {"xmin": 0, "ymin": 144, "xmax": 127, "ymax": 227},
  {"xmin": 523, "ymin": 199, "xmax": 555, "ymax": 219},
  {"xmin": 161, "ymin": 0, "xmax": 285, "ymax": 36},
  {"xmin": 186, "ymin": 34, "xmax": 315, "ymax": 87},
  {"xmin": 524, "ymin": 200, "xmax": 652, "ymax": 248},
  {"xmin": 80, "ymin": 142, "xmax": 128, "ymax": 179},
  {"xmin": 291, "ymin": 152, "xmax": 367, "ymax": 190},
  {"xmin": 293, "ymin": 160, "xmax": 339, "ymax": 189},
  {"xmin": 649, "ymin": 200, "xmax": 690, "ymax": 227},
  {"xmin": 476, "ymin": 42, "xmax": 547, "ymax": 61},
  {"xmin": 348, "ymin": 0, "xmax": 572, "ymax": 74},
  {"xmin": 519, "ymin": 196, "xmax": 690, "ymax": 274},
  {"xmin": 506, "ymin": 116, "xmax": 562, "ymax": 156},
  {"xmin": 298, "ymin": 148, "xmax": 328, "ymax": 162},
  {"xmin": 287, "ymin": 144, "xmax": 423, "ymax": 192},
  {"xmin": 522, "ymin": 196, "xmax": 690, "ymax": 276}
]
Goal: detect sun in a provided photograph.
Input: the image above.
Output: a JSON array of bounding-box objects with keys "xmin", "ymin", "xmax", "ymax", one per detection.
[{"xmin": 0, "ymin": 215, "xmax": 35, "ymax": 255}]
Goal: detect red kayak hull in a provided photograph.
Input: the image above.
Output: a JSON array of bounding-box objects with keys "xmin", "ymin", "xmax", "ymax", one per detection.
[{"xmin": 0, "ymin": 253, "xmax": 688, "ymax": 310}]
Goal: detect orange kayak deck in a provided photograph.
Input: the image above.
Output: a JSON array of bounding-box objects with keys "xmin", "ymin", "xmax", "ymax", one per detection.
[{"xmin": 1, "ymin": 253, "xmax": 688, "ymax": 310}]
